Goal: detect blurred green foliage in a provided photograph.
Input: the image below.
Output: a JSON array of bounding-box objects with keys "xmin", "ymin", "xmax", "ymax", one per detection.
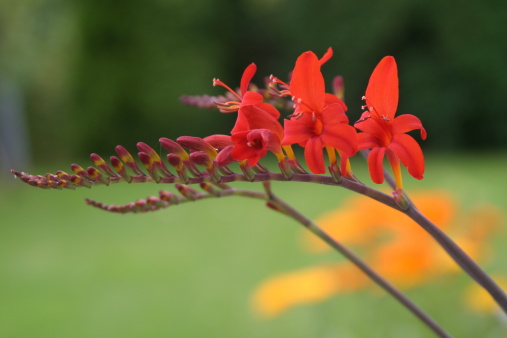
[
  {"xmin": 1, "ymin": 155, "xmax": 507, "ymax": 337},
  {"xmin": 1, "ymin": 0, "xmax": 507, "ymax": 163}
]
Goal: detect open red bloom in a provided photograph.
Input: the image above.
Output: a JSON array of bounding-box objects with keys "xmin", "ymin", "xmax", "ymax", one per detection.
[
  {"xmin": 213, "ymin": 63, "xmax": 281, "ymax": 134},
  {"xmin": 288, "ymin": 48, "xmax": 347, "ymax": 116},
  {"xmin": 213, "ymin": 64, "xmax": 286, "ymax": 167},
  {"xmin": 355, "ymin": 56, "xmax": 426, "ymax": 187},
  {"xmin": 281, "ymin": 48, "xmax": 357, "ymax": 174},
  {"xmin": 283, "ymin": 103, "xmax": 357, "ymax": 174},
  {"xmin": 231, "ymin": 129, "xmax": 283, "ymax": 166}
]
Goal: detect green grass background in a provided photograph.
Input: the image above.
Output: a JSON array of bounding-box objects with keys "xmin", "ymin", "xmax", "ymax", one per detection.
[{"xmin": 1, "ymin": 154, "xmax": 507, "ymax": 337}]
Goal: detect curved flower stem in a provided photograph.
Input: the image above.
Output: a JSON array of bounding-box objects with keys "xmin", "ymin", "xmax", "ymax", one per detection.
[
  {"xmin": 405, "ymin": 204, "xmax": 507, "ymax": 312},
  {"xmin": 362, "ymin": 150, "xmax": 507, "ymax": 314},
  {"xmin": 256, "ymin": 181, "xmax": 451, "ymax": 338},
  {"xmin": 272, "ymin": 175, "xmax": 507, "ymax": 315},
  {"xmin": 190, "ymin": 183, "xmax": 449, "ymax": 336},
  {"xmin": 274, "ymin": 174, "xmax": 507, "ymax": 316}
]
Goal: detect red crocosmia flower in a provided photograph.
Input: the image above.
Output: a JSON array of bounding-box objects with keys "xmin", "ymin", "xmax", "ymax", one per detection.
[
  {"xmin": 284, "ymin": 48, "xmax": 347, "ymax": 117},
  {"xmin": 231, "ymin": 129, "xmax": 284, "ymax": 166},
  {"xmin": 283, "ymin": 103, "xmax": 357, "ymax": 174},
  {"xmin": 354, "ymin": 56, "xmax": 427, "ymax": 189},
  {"xmin": 230, "ymin": 106, "xmax": 285, "ymax": 166},
  {"xmin": 280, "ymin": 48, "xmax": 357, "ymax": 174},
  {"xmin": 213, "ymin": 63, "xmax": 281, "ymax": 134}
]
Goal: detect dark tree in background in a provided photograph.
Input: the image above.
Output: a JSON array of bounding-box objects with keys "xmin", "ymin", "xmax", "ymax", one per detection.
[{"xmin": 1, "ymin": 0, "xmax": 506, "ymax": 164}]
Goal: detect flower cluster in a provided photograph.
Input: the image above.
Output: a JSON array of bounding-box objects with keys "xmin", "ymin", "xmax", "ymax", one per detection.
[
  {"xmin": 13, "ymin": 48, "xmax": 426, "ymax": 197},
  {"xmin": 207, "ymin": 48, "xmax": 425, "ymax": 190}
]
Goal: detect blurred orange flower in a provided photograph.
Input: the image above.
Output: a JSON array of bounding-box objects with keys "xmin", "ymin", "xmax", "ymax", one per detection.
[{"xmin": 251, "ymin": 191, "xmax": 503, "ymax": 317}]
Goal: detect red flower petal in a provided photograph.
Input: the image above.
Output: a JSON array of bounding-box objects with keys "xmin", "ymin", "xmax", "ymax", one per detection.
[
  {"xmin": 354, "ymin": 115, "xmax": 388, "ymax": 142},
  {"xmin": 290, "ymin": 51, "xmax": 325, "ymax": 114},
  {"xmin": 231, "ymin": 131, "xmax": 265, "ymax": 165},
  {"xmin": 256, "ymin": 102, "xmax": 281, "ymax": 119},
  {"xmin": 231, "ymin": 111, "xmax": 250, "ymax": 134},
  {"xmin": 388, "ymin": 134, "xmax": 425, "ymax": 180},
  {"xmin": 240, "ymin": 63, "xmax": 257, "ymax": 96},
  {"xmin": 241, "ymin": 91, "xmax": 264, "ymax": 107},
  {"xmin": 320, "ymin": 123, "xmax": 358, "ymax": 157},
  {"xmin": 321, "ymin": 102, "xmax": 349, "ymax": 124},
  {"xmin": 282, "ymin": 115, "xmax": 313, "ymax": 146},
  {"xmin": 357, "ymin": 132, "xmax": 381, "ymax": 150},
  {"xmin": 366, "ymin": 56, "xmax": 399, "ymax": 120},
  {"xmin": 318, "ymin": 47, "xmax": 333, "ymax": 66},
  {"xmin": 367, "ymin": 147, "xmax": 387, "ymax": 184},
  {"xmin": 304, "ymin": 137, "xmax": 325, "ymax": 174},
  {"xmin": 230, "ymin": 130, "xmax": 250, "ymax": 143},
  {"xmin": 256, "ymin": 129, "xmax": 282, "ymax": 154},
  {"xmin": 237, "ymin": 105, "xmax": 284, "ymax": 139},
  {"xmin": 392, "ymin": 114, "xmax": 427, "ymax": 140},
  {"xmin": 231, "ymin": 129, "xmax": 281, "ymax": 166},
  {"xmin": 324, "ymin": 93, "xmax": 348, "ymax": 112}
]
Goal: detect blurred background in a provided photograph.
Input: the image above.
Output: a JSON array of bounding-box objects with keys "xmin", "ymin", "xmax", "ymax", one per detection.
[
  {"xmin": 2, "ymin": 0, "xmax": 507, "ymax": 170},
  {"xmin": 1, "ymin": 0, "xmax": 507, "ymax": 337}
]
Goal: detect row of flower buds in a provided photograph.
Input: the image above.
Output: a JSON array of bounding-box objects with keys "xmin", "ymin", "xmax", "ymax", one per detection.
[
  {"xmin": 11, "ymin": 136, "xmax": 343, "ymax": 191},
  {"xmin": 85, "ymin": 182, "xmax": 228, "ymax": 214}
]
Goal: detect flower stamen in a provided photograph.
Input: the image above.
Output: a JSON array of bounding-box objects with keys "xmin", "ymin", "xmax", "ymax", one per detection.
[{"xmin": 213, "ymin": 78, "xmax": 243, "ymax": 101}]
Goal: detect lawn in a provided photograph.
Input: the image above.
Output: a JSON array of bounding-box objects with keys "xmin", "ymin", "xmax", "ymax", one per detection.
[{"xmin": 1, "ymin": 153, "xmax": 506, "ymax": 337}]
